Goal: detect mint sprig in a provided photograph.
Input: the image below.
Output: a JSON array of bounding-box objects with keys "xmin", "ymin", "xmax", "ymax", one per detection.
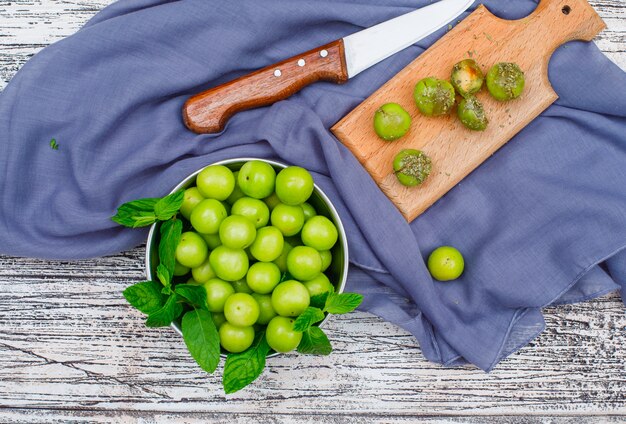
[
  {"xmin": 145, "ymin": 294, "xmax": 183, "ymax": 327},
  {"xmin": 323, "ymin": 292, "xmax": 363, "ymax": 314},
  {"xmin": 223, "ymin": 332, "xmax": 271, "ymax": 394},
  {"xmin": 111, "ymin": 190, "xmax": 184, "ymax": 228},
  {"xmin": 123, "ymin": 281, "xmax": 167, "ymax": 314},
  {"xmin": 175, "ymin": 284, "xmax": 209, "ymax": 310},
  {"xmin": 293, "ymin": 307, "xmax": 325, "ymax": 332},
  {"xmin": 182, "ymin": 309, "xmax": 220, "ymax": 373},
  {"xmin": 157, "ymin": 218, "xmax": 182, "ymax": 293},
  {"xmin": 298, "ymin": 327, "xmax": 332, "ymax": 356}
]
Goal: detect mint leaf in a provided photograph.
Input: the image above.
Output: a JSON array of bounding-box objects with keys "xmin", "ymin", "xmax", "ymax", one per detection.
[
  {"xmin": 145, "ymin": 294, "xmax": 183, "ymax": 327},
  {"xmin": 182, "ymin": 309, "xmax": 220, "ymax": 373},
  {"xmin": 156, "ymin": 263, "xmax": 171, "ymax": 287},
  {"xmin": 49, "ymin": 138, "xmax": 59, "ymax": 150},
  {"xmin": 123, "ymin": 281, "xmax": 166, "ymax": 314},
  {"xmin": 279, "ymin": 271, "xmax": 293, "ymax": 283},
  {"xmin": 323, "ymin": 292, "xmax": 363, "ymax": 314},
  {"xmin": 309, "ymin": 288, "xmax": 333, "ymax": 309},
  {"xmin": 223, "ymin": 332, "xmax": 270, "ymax": 394},
  {"xmin": 154, "ymin": 190, "xmax": 184, "ymax": 221},
  {"xmin": 175, "ymin": 284, "xmax": 208, "ymax": 310},
  {"xmin": 297, "ymin": 326, "xmax": 332, "ymax": 355},
  {"xmin": 293, "ymin": 307, "xmax": 325, "ymax": 332},
  {"xmin": 158, "ymin": 218, "xmax": 182, "ymax": 288},
  {"xmin": 111, "ymin": 198, "xmax": 159, "ymax": 228}
]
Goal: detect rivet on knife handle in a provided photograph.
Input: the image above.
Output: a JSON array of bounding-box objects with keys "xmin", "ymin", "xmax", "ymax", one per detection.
[{"xmin": 183, "ymin": 40, "xmax": 348, "ymax": 134}]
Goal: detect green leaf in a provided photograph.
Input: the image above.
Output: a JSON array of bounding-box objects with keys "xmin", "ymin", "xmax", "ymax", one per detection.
[
  {"xmin": 223, "ymin": 332, "xmax": 270, "ymax": 394},
  {"xmin": 309, "ymin": 290, "xmax": 332, "ymax": 309},
  {"xmin": 156, "ymin": 264, "xmax": 171, "ymax": 287},
  {"xmin": 123, "ymin": 281, "xmax": 166, "ymax": 314},
  {"xmin": 49, "ymin": 138, "xmax": 59, "ymax": 150},
  {"xmin": 145, "ymin": 294, "xmax": 183, "ymax": 327},
  {"xmin": 175, "ymin": 284, "xmax": 208, "ymax": 310},
  {"xmin": 158, "ymin": 218, "xmax": 183, "ymax": 288},
  {"xmin": 323, "ymin": 292, "xmax": 363, "ymax": 315},
  {"xmin": 111, "ymin": 198, "xmax": 160, "ymax": 228},
  {"xmin": 297, "ymin": 327, "xmax": 332, "ymax": 356},
  {"xmin": 182, "ymin": 309, "xmax": 220, "ymax": 373},
  {"xmin": 293, "ymin": 307, "xmax": 325, "ymax": 332},
  {"xmin": 154, "ymin": 190, "xmax": 185, "ymax": 221}
]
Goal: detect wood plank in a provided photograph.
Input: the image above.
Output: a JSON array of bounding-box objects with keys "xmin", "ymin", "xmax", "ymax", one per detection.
[
  {"xmin": 0, "ymin": 0, "xmax": 625, "ymax": 420},
  {"xmin": 1, "ymin": 409, "xmax": 626, "ymax": 424},
  {"xmin": 0, "ymin": 250, "xmax": 624, "ymax": 416}
]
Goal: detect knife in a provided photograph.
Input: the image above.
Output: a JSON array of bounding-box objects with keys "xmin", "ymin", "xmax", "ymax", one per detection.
[{"xmin": 183, "ymin": 0, "xmax": 474, "ymax": 134}]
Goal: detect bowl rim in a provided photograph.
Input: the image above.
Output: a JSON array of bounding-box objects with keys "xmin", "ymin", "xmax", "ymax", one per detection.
[{"xmin": 145, "ymin": 157, "xmax": 350, "ymax": 352}]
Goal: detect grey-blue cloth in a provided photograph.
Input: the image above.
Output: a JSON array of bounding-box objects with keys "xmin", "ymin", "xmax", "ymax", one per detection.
[{"xmin": 1, "ymin": 0, "xmax": 624, "ymax": 371}]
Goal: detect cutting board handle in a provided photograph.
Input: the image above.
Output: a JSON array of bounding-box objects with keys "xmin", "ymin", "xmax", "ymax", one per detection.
[{"xmin": 512, "ymin": 0, "xmax": 605, "ymax": 54}]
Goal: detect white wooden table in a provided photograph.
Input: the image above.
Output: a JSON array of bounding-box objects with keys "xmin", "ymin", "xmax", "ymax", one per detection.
[{"xmin": 1, "ymin": 1, "xmax": 625, "ymax": 422}]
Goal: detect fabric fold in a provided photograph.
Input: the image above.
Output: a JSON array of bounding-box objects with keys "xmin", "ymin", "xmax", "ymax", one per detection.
[{"xmin": 0, "ymin": 0, "xmax": 624, "ymax": 371}]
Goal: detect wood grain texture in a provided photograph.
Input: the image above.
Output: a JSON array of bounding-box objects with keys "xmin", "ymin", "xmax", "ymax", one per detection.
[
  {"xmin": 332, "ymin": 0, "xmax": 607, "ymax": 222},
  {"xmin": 0, "ymin": 0, "xmax": 625, "ymax": 422},
  {"xmin": 183, "ymin": 40, "xmax": 348, "ymax": 133}
]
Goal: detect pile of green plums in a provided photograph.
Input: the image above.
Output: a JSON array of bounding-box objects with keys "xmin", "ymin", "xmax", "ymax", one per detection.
[
  {"xmin": 372, "ymin": 59, "xmax": 525, "ymax": 187},
  {"xmin": 173, "ymin": 161, "xmax": 339, "ymax": 354}
]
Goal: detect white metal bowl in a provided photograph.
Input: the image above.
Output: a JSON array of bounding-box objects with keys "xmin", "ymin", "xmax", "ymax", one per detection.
[{"xmin": 145, "ymin": 158, "xmax": 349, "ymax": 354}]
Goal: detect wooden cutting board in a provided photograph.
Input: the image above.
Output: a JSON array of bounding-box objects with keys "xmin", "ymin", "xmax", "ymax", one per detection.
[{"xmin": 331, "ymin": 0, "xmax": 605, "ymax": 222}]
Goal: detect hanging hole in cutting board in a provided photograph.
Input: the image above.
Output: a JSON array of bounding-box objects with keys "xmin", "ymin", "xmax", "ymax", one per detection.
[{"xmin": 562, "ymin": 5, "xmax": 571, "ymax": 15}]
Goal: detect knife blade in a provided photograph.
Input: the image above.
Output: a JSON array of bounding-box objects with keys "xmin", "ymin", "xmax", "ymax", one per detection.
[{"xmin": 183, "ymin": 0, "xmax": 474, "ymax": 134}]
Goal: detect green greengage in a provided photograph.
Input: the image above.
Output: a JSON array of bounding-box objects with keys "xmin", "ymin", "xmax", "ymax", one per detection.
[
  {"xmin": 373, "ymin": 102, "xmax": 412, "ymax": 141},
  {"xmin": 300, "ymin": 202, "xmax": 316, "ymax": 221},
  {"xmin": 196, "ymin": 165, "xmax": 235, "ymax": 201},
  {"xmin": 271, "ymin": 203, "xmax": 305, "ymax": 236},
  {"xmin": 211, "ymin": 312, "xmax": 227, "ymax": 329},
  {"xmin": 427, "ymin": 246, "xmax": 465, "ymax": 281},
  {"xmin": 275, "ymin": 166, "xmax": 314, "ymax": 206},
  {"xmin": 319, "ymin": 250, "xmax": 332, "ymax": 272},
  {"xmin": 202, "ymin": 278, "xmax": 236, "ymax": 312},
  {"xmin": 486, "ymin": 62, "xmax": 525, "ymax": 101},
  {"xmin": 249, "ymin": 226, "xmax": 284, "ymax": 262},
  {"xmin": 287, "ymin": 246, "xmax": 322, "ymax": 281},
  {"xmin": 457, "ymin": 96, "xmax": 488, "ymax": 131},
  {"xmin": 201, "ymin": 233, "xmax": 222, "ymax": 249},
  {"xmin": 301, "ymin": 215, "xmax": 338, "ymax": 251},
  {"xmin": 251, "ymin": 293, "xmax": 277, "ymax": 325},
  {"xmin": 190, "ymin": 199, "xmax": 227, "ymax": 234},
  {"xmin": 304, "ymin": 273, "xmax": 334, "ymax": 297},
  {"xmin": 238, "ymin": 160, "xmax": 276, "ymax": 199},
  {"xmin": 266, "ymin": 316, "xmax": 303, "ymax": 353},
  {"xmin": 179, "ymin": 187, "xmax": 205, "ymax": 220},
  {"xmin": 226, "ymin": 171, "xmax": 245, "ymax": 205},
  {"xmin": 231, "ymin": 197, "xmax": 270, "ymax": 229},
  {"xmin": 263, "ymin": 192, "xmax": 281, "ymax": 211},
  {"xmin": 246, "ymin": 262, "xmax": 282, "ymax": 294},
  {"xmin": 271, "ymin": 280, "xmax": 310, "ymax": 317},
  {"xmin": 175, "ymin": 231, "xmax": 208, "ymax": 268},
  {"xmin": 191, "ymin": 256, "xmax": 217, "ymax": 283},
  {"xmin": 392, "ymin": 149, "xmax": 432, "ymax": 187},
  {"xmin": 218, "ymin": 215, "xmax": 257, "ymax": 249},
  {"xmin": 273, "ymin": 240, "xmax": 294, "ymax": 273},
  {"xmin": 451, "ymin": 59, "xmax": 484, "ymax": 97},
  {"xmin": 231, "ymin": 279, "xmax": 254, "ymax": 294},
  {"xmin": 223, "ymin": 293, "xmax": 260, "ymax": 327},
  {"xmin": 219, "ymin": 323, "xmax": 255, "ymax": 353},
  {"xmin": 209, "ymin": 246, "xmax": 249, "ymax": 281},
  {"xmin": 173, "ymin": 261, "xmax": 190, "ymax": 276},
  {"xmin": 413, "ymin": 77, "xmax": 456, "ymax": 116}
]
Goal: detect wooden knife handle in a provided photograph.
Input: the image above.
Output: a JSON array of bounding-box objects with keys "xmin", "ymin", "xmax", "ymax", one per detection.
[{"xmin": 183, "ymin": 40, "xmax": 348, "ymax": 134}]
